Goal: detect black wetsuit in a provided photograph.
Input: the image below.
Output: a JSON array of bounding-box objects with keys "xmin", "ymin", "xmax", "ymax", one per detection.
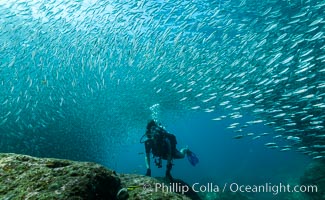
[{"xmin": 145, "ymin": 129, "xmax": 182, "ymax": 160}]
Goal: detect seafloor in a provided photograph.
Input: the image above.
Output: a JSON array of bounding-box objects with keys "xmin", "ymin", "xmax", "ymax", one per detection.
[{"xmin": 0, "ymin": 153, "xmax": 323, "ymax": 200}]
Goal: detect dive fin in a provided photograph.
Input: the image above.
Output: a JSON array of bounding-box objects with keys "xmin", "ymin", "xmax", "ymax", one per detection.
[{"xmin": 187, "ymin": 150, "xmax": 199, "ymax": 166}]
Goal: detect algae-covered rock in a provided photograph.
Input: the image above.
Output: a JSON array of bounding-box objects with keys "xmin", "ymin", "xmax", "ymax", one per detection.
[
  {"xmin": 0, "ymin": 153, "xmax": 196, "ymax": 200},
  {"xmin": 0, "ymin": 153, "xmax": 121, "ymax": 200},
  {"xmin": 300, "ymin": 161, "xmax": 325, "ymax": 200}
]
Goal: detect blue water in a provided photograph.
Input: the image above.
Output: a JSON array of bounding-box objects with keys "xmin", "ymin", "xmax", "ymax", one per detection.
[{"xmin": 0, "ymin": 1, "xmax": 322, "ymax": 199}]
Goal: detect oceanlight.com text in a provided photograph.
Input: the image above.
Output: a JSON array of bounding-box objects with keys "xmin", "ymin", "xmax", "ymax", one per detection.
[
  {"xmin": 142, "ymin": 182, "xmax": 318, "ymax": 195},
  {"xmin": 228, "ymin": 182, "xmax": 318, "ymax": 195}
]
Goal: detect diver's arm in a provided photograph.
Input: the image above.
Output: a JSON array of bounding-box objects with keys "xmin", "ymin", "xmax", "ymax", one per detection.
[
  {"xmin": 144, "ymin": 140, "xmax": 151, "ymax": 169},
  {"xmin": 144, "ymin": 141, "xmax": 151, "ymax": 176},
  {"xmin": 145, "ymin": 153, "xmax": 150, "ymax": 169},
  {"xmin": 145, "ymin": 153, "xmax": 151, "ymax": 176}
]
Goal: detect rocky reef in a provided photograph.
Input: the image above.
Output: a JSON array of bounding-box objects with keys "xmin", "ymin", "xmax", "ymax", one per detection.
[
  {"xmin": 0, "ymin": 153, "xmax": 250, "ymax": 200},
  {"xmin": 118, "ymin": 174, "xmax": 192, "ymax": 200},
  {"xmin": 300, "ymin": 161, "xmax": 325, "ymax": 200},
  {"xmin": 5, "ymin": 153, "xmax": 319, "ymax": 200},
  {"xmin": 0, "ymin": 153, "xmax": 121, "ymax": 199},
  {"xmin": 0, "ymin": 153, "xmax": 193, "ymax": 200}
]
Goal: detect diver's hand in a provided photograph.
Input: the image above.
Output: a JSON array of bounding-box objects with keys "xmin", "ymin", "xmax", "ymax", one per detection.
[{"xmin": 145, "ymin": 169, "xmax": 151, "ymax": 176}]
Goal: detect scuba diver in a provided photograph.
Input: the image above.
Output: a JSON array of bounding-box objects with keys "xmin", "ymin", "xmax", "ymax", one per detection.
[{"xmin": 140, "ymin": 120, "xmax": 199, "ymax": 181}]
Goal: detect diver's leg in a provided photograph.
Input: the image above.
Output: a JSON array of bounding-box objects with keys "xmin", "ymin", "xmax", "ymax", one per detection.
[
  {"xmin": 166, "ymin": 162, "xmax": 173, "ymax": 181},
  {"xmin": 173, "ymin": 147, "xmax": 189, "ymax": 159},
  {"xmin": 180, "ymin": 147, "xmax": 189, "ymax": 157},
  {"xmin": 165, "ymin": 139, "xmax": 173, "ymax": 181}
]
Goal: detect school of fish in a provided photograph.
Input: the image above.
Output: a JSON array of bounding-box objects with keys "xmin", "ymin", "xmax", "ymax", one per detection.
[{"xmin": 0, "ymin": 0, "xmax": 324, "ymax": 162}]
